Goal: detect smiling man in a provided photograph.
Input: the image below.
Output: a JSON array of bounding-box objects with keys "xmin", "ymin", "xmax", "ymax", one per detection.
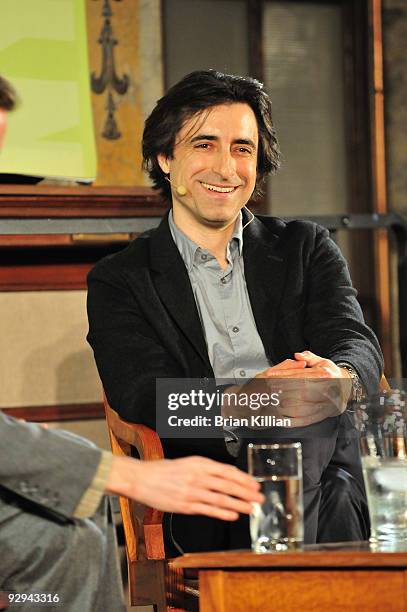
[
  {"xmin": 0, "ymin": 74, "xmax": 266, "ymax": 612},
  {"xmin": 158, "ymin": 103, "xmax": 258, "ymax": 236},
  {"xmin": 87, "ymin": 70, "xmax": 383, "ymax": 554}
]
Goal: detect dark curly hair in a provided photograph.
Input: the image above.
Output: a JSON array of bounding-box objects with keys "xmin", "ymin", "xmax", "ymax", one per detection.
[
  {"xmin": 142, "ymin": 70, "xmax": 281, "ymax": 202},
  {"xmin": 0, "ymin": 75, "xmax": 17, "ymax": 111}
]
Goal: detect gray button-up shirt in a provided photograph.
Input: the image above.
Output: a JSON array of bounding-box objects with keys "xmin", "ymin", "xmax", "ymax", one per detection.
[{"xmin": 169, "ymin": 210, "xmax": 270, "ymax": 384}]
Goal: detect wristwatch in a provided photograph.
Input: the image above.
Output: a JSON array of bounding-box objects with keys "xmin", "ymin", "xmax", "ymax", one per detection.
[{"xmin": 336, "ymin": 362, "xmax": 364, "ymax": 402}]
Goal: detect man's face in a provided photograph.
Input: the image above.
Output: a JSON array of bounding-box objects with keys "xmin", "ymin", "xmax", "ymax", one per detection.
[
  {"xmin": 0, "ymin": 109, "xmax": 7, "ymax": 150},
  {"xmin": 158, "ymin": 103, "xmax": 258, "ymax": 230}
]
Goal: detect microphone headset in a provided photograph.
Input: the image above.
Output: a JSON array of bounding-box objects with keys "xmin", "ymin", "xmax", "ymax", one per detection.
[{"xmin": 165, "ymin": 176, "xmax": 187, "ymax": 196}]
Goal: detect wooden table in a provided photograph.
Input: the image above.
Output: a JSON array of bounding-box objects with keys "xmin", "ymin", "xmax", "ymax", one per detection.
[{"xmin": 172, "ymin": 542, "xmax": 407, "ymax": 611}]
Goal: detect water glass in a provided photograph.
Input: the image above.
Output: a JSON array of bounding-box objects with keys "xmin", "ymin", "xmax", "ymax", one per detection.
[
  {"xmin": 352, "ymin": 389, "xmax": 407, "ymax": 543},
  {"xmin": 248, "ymin": 442, "xmax": 303, "ymax": 552}
]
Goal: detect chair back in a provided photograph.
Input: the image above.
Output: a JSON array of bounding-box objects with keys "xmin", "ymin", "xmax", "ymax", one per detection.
[{"xmin": 103, "ymin": 395, "xmax": 170, "ymax": 609}]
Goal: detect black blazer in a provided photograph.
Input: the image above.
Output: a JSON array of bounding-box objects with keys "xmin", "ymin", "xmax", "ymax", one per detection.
[{"xmin": 87, "ymin": 211, "xmax": 383, "ymax": 463}]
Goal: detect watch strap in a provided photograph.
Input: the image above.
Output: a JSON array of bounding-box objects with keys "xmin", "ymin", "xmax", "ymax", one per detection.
[{"xmin": 336, "ymin": 362, "xmax": 364, "ymax": 402}]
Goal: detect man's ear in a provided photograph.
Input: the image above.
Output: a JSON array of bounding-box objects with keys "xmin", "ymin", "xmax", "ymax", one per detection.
[{"xmin": 157, "ymin": 153, "xmax": 170, "ymax": 174}]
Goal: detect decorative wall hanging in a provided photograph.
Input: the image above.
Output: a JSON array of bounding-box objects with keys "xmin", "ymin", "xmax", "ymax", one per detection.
[
  {"xmin": 87, "ymin": 0, "xmax": 145, "ymax": 185},
  {"xmin": 91, "ymin": 0, "xmax": 129, "ymax": 140}
]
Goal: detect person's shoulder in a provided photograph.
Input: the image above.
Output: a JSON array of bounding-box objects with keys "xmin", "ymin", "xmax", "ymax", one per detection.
[{"xmin": 255, "ymin": 214, "xmax": 329, "ymax": 242}]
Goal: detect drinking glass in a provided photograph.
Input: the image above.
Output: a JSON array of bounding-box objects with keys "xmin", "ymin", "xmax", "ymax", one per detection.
[
  {"xmin": 248, "ymin": 442, "xmax": 303, "ymax": 552},
  {"xmin": 352, "ymin": 389, "xmax": 407, "ymax": 543}
]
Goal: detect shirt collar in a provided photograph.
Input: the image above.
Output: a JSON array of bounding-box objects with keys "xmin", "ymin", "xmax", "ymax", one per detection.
[
  {"xmin": 168, "ymin": 210, "xmax": 244, "ymax": 272},
  {"xmin": 232, "ymin": 213, "xmax": 244, "ymax": 256}
]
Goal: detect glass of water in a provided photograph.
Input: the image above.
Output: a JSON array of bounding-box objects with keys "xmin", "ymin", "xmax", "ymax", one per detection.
[
  {"xmin": 248, "ymin": 442, "xmax": 303, "ymax": 552},
  {"xmin": 352, "ymin": 389, "xmax": 407, "ymax": 543}
]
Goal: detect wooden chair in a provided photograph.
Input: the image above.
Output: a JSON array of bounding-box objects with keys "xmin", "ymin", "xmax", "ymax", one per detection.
[
  {"xmin": 104, "ymin": 374, "xmax": 390, "ymax": 610},
  {"xmin": 104, "ymin": 396, "xmax": 191, "ymax": 612}
]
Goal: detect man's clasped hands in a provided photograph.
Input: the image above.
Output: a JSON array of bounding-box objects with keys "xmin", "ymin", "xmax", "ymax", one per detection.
[{"xmin": 224, "ymin": 350, "xmax": 353, "ymax": 428}]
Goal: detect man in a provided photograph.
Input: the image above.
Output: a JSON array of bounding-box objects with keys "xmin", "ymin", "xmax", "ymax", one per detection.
[
  {"xmin": 0, "ymin": 75, "xmax": 263, "ymax": 611},
  {"xmin": 87, "ymin": 70, "xmax": 383, "ymax": 553}
]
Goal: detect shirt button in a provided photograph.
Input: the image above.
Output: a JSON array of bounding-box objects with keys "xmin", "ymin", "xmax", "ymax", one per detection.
[
  {"xmin": 220, "ymin": 278, "xmax": 227, "ymax": 284},
  {"xmin": 240, "ymin": 370, "xmax": 246, "ymax": 377},
  {"xmin": 201, "ymin": 254, "xmax": 208, "ymax": 261},
  {"xmin": 232, "ymin": 326, "xmax": 239, "ymax": 333}
]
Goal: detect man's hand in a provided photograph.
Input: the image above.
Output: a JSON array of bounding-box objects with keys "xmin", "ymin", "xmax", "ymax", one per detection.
[
  {"xmin": 222, "ymin": 353, "xmax": 352, "ymax": 427},
  {"xmin": 254, "ymin": 358, "xmax": 308, "ymax": 378},
  {"xmin": 260, "ymin": 350, "xmax": 352, "ymax": 426},
  {"xmin": 222, "ymin": 359, "xmax": 307, "ymax": 419},
  {"xmin": 106, "ymin": 455, "xmax": 264, "ymax": 521}
]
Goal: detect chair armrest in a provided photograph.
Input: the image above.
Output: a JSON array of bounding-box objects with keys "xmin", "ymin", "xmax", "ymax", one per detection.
[
  {"xmin": 104, "ymin": 399, "xmax": 164, "ymax": 461},
  {"xmin": 103, "ymin": 394, "xmax": 165, "ymax": 560}
]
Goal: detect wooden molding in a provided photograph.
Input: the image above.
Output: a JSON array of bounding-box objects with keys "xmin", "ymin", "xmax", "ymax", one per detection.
[
  {"xmin": 0, "ymin": 185, "xmax": 168, "ymax": 217},
  {"xmin": 0, "ymin": 262, "xmax": 94, "ymax": 291},
  {"xmin": 0, "ymin": 234, "xmax": 76, "ymax": 247},
  {"xmin": 2, "ymin": 402, "xmax": 105, "ymax": 422},
  {"xmin": 0, "ymin": 186, "xmax": 166, "ymax": 290}
]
